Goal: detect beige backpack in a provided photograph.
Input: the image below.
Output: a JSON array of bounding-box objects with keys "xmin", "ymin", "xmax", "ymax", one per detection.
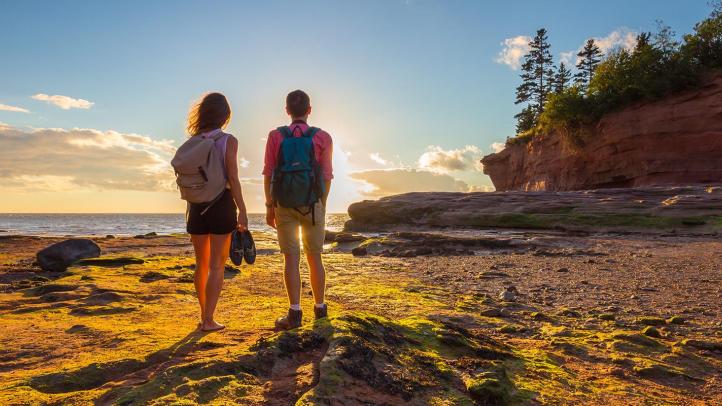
[{"xmin": 171, "ymin": 132, "xmax": 227, "ymax": 204}]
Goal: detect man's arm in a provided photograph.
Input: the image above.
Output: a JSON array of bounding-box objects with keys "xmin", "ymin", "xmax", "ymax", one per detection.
[{"xmin": 323, "ymin": 180, "xmax": 331, "ymax": 207}]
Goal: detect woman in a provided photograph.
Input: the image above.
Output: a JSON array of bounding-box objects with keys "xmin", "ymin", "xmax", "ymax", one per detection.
[{"xmin": 185, "ymin": 92, "xmax": 248, "ymax": 332}]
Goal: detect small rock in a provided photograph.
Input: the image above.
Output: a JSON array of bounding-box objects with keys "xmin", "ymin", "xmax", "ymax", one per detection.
[
  {"xmin": 498, "ymin": 324, "xmax": 522, "ymax": 334},
  {"xmin": 499, "ymin": 287, "xmax": 517, "ymax": 302},
  {"xmin": 679, "ymin": 339, "xmax": 722, "ymax": 351},
  {"xmin": 480, "ymin": 308, "xmax": 503, "ymax": 317},
  {"xmin": 324, "ymin": 230, "xmax": 339, "ymax": 243},
  {"xmin": 636, "ymin": 317, "xmax": 665, "ymax": 326},
  {"xmin": 351, "ymin": 247, "xmax": 368, "ymax": 257},
  {"xmin": 224, "ymin": 265, "xmax": 239, "ymax": 273},
  {"xmin": 334, "ymin": 232, "xmax": 366, "ymax": 243},
  {"xmin": 642, "ymin": 326, "xmax": 662, "ymax": 338},
  {"xmin": 36, "ymin": 239, "xmax": 101, "ymax": 272},
  {"xmin": 598, "ymin": 313, "xmax": 616, "ymax": 321},
  {"xmin": 666, "ymin": 316, "xmax": 685, "ymax": 325},
  {"xmin": 609, "ymin": 368, "xmax": 626, "ymax": 378},
  {"xmin": 556, "ymin": 267, "xmax": 570, "ymax": 273},
  {"xmin": 105, "ymin": 234, "xmax": 115, "ymax": 239},
  {"xmin": 531, "ymin": 312, "xmax": 552, "ymax": 321},
  {"xmin": 558, "ymin": 308, "xmax": 582, "ymax": 318}
]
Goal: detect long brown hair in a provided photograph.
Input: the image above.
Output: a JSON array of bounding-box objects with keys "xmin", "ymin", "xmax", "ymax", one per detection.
[{"xmin": 187, "ymin": 92, "xmax": 231, "ymax": 135}]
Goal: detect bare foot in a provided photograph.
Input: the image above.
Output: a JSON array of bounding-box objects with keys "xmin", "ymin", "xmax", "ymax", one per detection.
[{"xmin": 201, "ymin": 320, "xmax": 225, "ymax": 332}]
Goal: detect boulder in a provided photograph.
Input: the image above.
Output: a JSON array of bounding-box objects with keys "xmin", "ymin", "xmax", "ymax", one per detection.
[
  {"xmin": 36, "ymin": 239, "xmax": 101, "ymax": 272},
  {"xmin": 351, "ymin": 247, "xmax": 368, "ymax": 257}
]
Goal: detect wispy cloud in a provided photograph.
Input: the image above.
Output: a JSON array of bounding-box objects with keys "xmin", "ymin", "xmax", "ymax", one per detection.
[
  {"xmin": 0, "ymin": 103, "xmax": 30, "ymax": 113},
  {"xmin": 561, "ymin": 28, "xmax": 639, "ymax": 66},
  {"xmin": 369, "ymin": 152, "xmax": 388, "ymax": 166},
  {"xmin": 31, "ymin": 93, "xmax": 94, "ymax": 110},
  {"xmin": 418, "ymin": 145, "xmax": 483, "ymax": 173},
  {"xmin": 0, "ymin": 123, "xmax": 175, "ymax": 192},
  {"xmin": 350, "ymin": 168, "xmax": 470, "ymax": 197},
  {"xmin": 593, "ymin": 28, "xmax": 637, "ymax": 54},
  {"xmin": 491, "ymin": 142, "xmax": 505, "ymax": 153},
  {"xmin": 495, "ymin": 35, "xmax": 532, "ymax": 70}
]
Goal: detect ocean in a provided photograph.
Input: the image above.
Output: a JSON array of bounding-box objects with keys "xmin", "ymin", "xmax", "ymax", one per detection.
[{"xmin": 0, "ymin": 213, "xmax": 350, "ymax": 237}]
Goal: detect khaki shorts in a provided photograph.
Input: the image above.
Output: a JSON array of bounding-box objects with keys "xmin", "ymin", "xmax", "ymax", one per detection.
[{"xmin": 275, "ymin": 202, "xmax": 326, "ymax": 254}]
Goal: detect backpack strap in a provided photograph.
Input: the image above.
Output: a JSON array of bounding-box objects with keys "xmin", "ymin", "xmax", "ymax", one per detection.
[
  {"xmin": 277, "ymin": 126, "xmax": 293, "ymax": 139},
  {"xmin": 303, "ymin": 127, "xmax": 320, "ymax": 138}
]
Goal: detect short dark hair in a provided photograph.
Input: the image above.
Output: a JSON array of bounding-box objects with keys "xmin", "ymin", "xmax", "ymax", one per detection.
[
  {"xmin": 286, "ymin": 90, "xmax": 310, "ymax": 118},
  {"xmin": 187, "ymin": 92, "xmax": 231, "ymax": 135}
]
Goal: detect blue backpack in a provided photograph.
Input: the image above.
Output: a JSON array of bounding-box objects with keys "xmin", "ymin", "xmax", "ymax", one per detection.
[{"xmin": 271, "ymin": 126, "xmax": 325, "ymax": 222}]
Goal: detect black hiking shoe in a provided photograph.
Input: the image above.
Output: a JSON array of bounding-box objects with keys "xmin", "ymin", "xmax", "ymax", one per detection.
[
  {"xmin": 229, "ymin": 230, "xmax": 243, "ymax": 266},
  {"xmin": 275, "ymin": 309, "xmax": 302, "ymax": 330},
  {"xmin": 314, "ymin": 304, "xmax": 328, "ymax": 320},
  {"xmin": 241, "ymin": 230, "xmax": 256, "ymax": 265}
]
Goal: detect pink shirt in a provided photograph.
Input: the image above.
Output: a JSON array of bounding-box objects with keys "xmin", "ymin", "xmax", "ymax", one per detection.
[{"xmin": 262, "ymin": 121, "xmax": 333, "ymax": 181}]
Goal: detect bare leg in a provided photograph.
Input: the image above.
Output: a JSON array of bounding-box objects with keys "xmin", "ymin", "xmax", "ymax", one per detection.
[
  {"xmin": 202, "ymin": 233, "xmax": 232, "ymax": 331},
  {"xmin": 191, "ymin": 234, "xmax": 210, "ymax": 326},
  {"xmin": 283, "ymin": 252, "xmax": 302, "ymax": 306},
  {"xmin": 306, "ymin": 252, "xmax": 326, "ymax": 305}
]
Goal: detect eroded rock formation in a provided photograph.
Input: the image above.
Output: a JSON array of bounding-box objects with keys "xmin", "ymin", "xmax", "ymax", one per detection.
[{"xmin": 481, "ymin": 75, "xmax": 722, "ymax": 191}]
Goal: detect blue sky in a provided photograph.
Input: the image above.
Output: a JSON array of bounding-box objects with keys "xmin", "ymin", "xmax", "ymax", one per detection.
[{"xmin": 0, "ymin": 0, "xmax": 712, "ymax": 212}]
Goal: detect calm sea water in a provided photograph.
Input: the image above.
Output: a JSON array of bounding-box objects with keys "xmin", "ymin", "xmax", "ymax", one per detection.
[{"xmin": 0, "ymin": 213, "xmax": 350, "ymax": 237}]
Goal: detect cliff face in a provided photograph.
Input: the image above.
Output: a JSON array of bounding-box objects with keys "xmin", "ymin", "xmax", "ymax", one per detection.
[{"xmin": 481, "ymin": 75, "xmax": 722, "ymax": 191}]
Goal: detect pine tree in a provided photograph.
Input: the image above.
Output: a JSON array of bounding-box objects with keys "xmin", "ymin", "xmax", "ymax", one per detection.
[
  {"xmin": 514, "ymin": 105, "xmax": 536, "ymax": 134},
  {"xmin": 553, "ymin": 62, "xmax": 572, "ymax": 93},
  {"xmin": 574, "ymin": 39, "xmax": 602, "ymax": 90},
  {"xmin": 515, "ymin": 28, "xmax": 554, "ymax": 131},
  {"xmin": 653, "ymin": 19, "xmax": 678, "ymax": 56}
]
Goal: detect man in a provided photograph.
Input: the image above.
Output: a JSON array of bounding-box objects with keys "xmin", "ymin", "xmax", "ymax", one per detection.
[{"xmin": 263, "ymin": 90, "xmax": 333, "ymax": 330}]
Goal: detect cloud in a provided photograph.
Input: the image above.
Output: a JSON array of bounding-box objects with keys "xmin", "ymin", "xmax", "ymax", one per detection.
[
  {"xmin": 0, "ymin": 103, "xmax": 30, "ymax": 113},
  {"xmin": 491, "ymin": 142, "xmax": 505, "ymax": 153},
  {"xmin": 559, "ymin": 51, "xmax": 574, "ymax": 66},
  {"xmin": 0, "ymin": 124, "xmax": 176, "ymax": 192},
  {"xmin": 239, "ymin": 157, "xmax": 250, "ymax": 168},
  {"xmin": 418, "ymin": 145, "xmax": 483, "ymax": 173},
  {"xmin": 369, "ymin": 152, "xmax": 388, "ymax": 166},
  {"xmin": 31, "ymin": 93, "xmax": 94, "ymax": 110},
  {"xmin": 593, "ymin": 28, "xmax": 637, "ymax": 54},
  {"xmin": 350, "ymin": 169, "xmax": 469, "ymax": 197},
  {"xmin": 495, "ymin": 35, "xmax": 532, "ymax": 70},
  {"xmin": 559, "ymin": 28, "xmax": 639, "ymax": 68}
]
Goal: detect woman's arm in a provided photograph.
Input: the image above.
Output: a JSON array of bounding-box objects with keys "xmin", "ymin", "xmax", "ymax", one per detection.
[{"xmin": 225, "ymin": 136, "xmax": 248, "ymax": 231}]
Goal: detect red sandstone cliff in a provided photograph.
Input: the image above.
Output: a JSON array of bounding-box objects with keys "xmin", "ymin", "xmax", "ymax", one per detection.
[{"xmin": 481, "ymin": 74, "xmax": 722, "ymax": 191}]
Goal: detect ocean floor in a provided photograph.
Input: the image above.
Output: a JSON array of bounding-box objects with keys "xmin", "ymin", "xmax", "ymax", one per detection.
[{"xmin": 0, "ymin": 230, "xmax": 720, "ymax": 405}]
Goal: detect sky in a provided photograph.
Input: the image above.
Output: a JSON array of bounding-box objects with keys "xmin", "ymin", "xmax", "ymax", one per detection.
[{"xmin": 0, "ymin": 0, "xmax": 712, "ymax": 213}]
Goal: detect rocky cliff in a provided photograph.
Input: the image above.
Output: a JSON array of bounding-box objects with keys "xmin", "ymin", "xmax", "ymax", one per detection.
[{"xmin": 481, "ymin": 75, "xmax": 722, "ymax": 191}]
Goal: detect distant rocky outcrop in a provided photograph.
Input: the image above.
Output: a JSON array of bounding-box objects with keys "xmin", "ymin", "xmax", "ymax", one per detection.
[
  {"xmin": 481, "ymin": 74, "xmax": 722, "ymax": 191},
  {"xmin": 345, "ymin": 185, "xmax": 722, "ymax": 233},
  {"xmin": 36, "ymin": 239, "xmax": 101, "ymax": 272}
]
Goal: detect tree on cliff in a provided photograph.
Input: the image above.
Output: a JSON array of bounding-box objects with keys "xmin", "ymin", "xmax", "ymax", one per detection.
[
  {"xmin": 682, "ymin": 0, "xmax": 722, "ymax": 68},
  {"xmin": 514, "ymin": 105, "xmax": 537, "ymax": 134},
  {"xmin": 553, "ymin": 62, "xmax": 572, "ymax": 94},
  {"xmin": 574, "ymin": 39, "xmax": 602, "ymax": 90},
  {"xmin": 515, "ymin": 28, "xmax": 554, "ymax": 132}
]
